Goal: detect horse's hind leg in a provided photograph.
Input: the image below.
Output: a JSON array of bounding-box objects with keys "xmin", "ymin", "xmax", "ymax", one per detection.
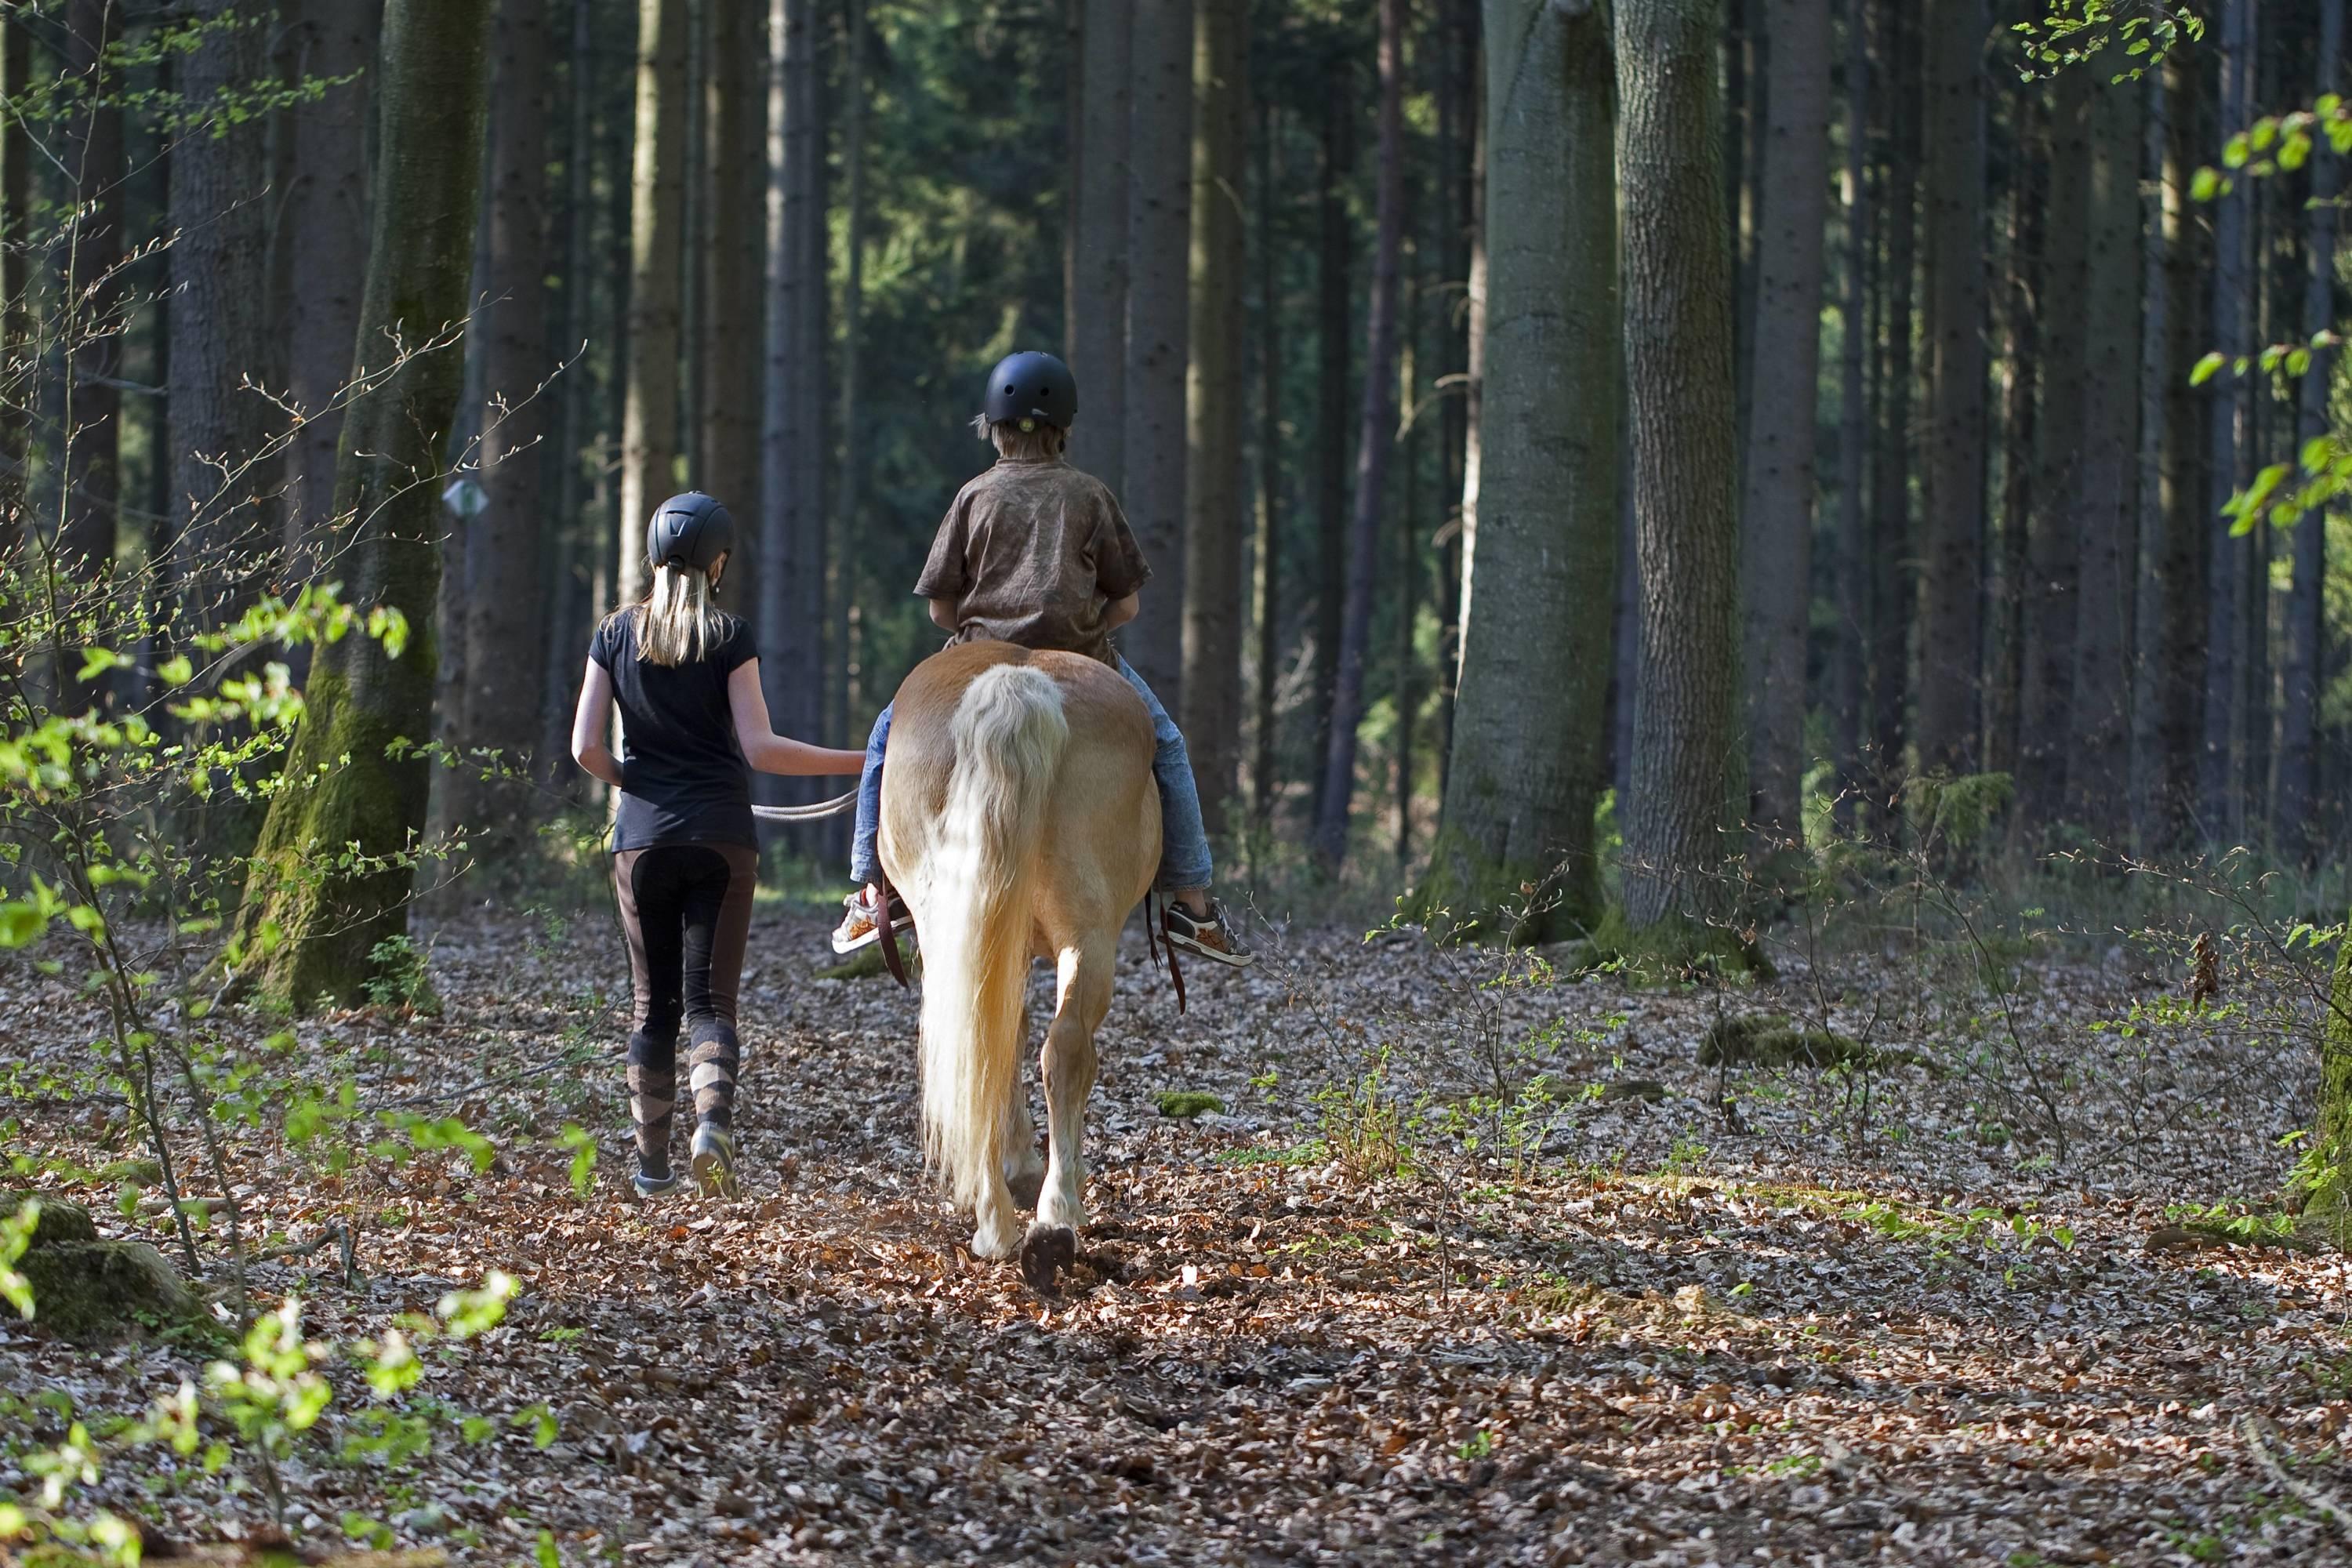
[
  {"xmin": 1022, "ymin": 935, "xmax": 1112, "ymax": 1290},
  {"xmin": 1001, "ymin": 1082, "xmax": 1045, "ymax": 1210}
]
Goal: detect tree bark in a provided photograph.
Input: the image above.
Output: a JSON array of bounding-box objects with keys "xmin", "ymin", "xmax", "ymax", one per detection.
[
  {"xmin": 59, "ymin": 0, "xmax": 123, "ymax": 573},
  {"xmin": 1417, "ymin": 0, "xmax": 1617, "ymax": 942},
  {"xmin": 2017, "ymin": 72, "xmax": 2085, "ymax": 827},
  {"xmin": 0, "ymin": 12, "xmax": 26, "ymax": 552},
  {"xmin": 2201, "ymin": 0, "xmax": 2253, "ymax": 840},
  {"xmin": 460, "ymin": 0, "xmax": 553, "ymax": 847},
  {"xmin": 1738, "ymin": 0, "xmax": 1832, "ymax": 848},
  {"xmin": 284, "ymin": 0, "xmax": 380, "ymax": 564},
  {"xmin": 171, "ymin": 0, "xmax": 276, "ymax": 620},
  {"xmin": 702, "ymin": 0, "xmax": 767, "ymax": 641},
  {"xmin": 1069, "ymin": 0, "xmax": 1131, "ymax": 491},
  {"xmin": 1433, "ymin": 0, "xmax": 1479, "ymax": 800},
  {"xmin": 1616, "ymin": 0, "xmax": 1741, "ymax": 933},
  {"xmin": 2277, "ymin": 0, "xmax": 2343, "ymax": 862},
  {"xmin": 1181, "ymin": 0, "xmax": 1247, "ymax": 838},
  {"xmin": 1310, "ymin": 71, "xmax": 1354, "ymax": 824},
  {"xmin": 1985, "ymin": 90, "xmax": 2040, "ymax": 788},
  {"xmin": 237, "ymin": 0, "xmax": 494, "ymax": 1008},
  {"xmin": 1830, "ymin": 0, "xmax": 1869, "ymax": 822},
  {"xmin": 1310, "ymin": 0, "xmax": 1406, "ymax": 869},
  {"xmin": 2066, "ymin": 50, "xmax": 2142, "ymax": 840},
  {"xmin": 1121, "ymin": 0, "xmax": 1194, "ymax": 704},
  {"xmin": 619, "ymin": 0, "xmax": 687, "ymax": 609},
  {"xmin": 1250, "ymin": 99, "xmax": 1281, "ymax": 826},
  {"xmin": 1914, "ymin": 0, "xmax": 1987, "ymax": 780},
  {"xmin": 1866, "ymin": 0, "xmax": 1918, "ymax": 826}
]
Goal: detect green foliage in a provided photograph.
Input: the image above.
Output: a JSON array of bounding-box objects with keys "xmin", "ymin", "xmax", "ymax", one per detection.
[
  {"xmin": 361, "ymin": 933, "xmax": 437, "ymax": 1014},
  {"xmin": 1312, "ymin": 1048, "xmax": 1420, "ymax": 1180},
  {"xmin": 2012, "ymin": 2, "xmax": 2202, "ymax": 83}
]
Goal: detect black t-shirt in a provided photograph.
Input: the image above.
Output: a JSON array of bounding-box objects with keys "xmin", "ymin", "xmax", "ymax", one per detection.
[{"xmin": 589, "ymin": 609, "xmax": 760, "ymax": 852}]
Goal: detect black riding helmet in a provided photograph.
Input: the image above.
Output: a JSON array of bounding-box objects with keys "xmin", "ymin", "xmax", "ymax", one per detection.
[
  {"xmin": 644, "ymin": 491, "xmax": 734, "ymax": 574},
  {"xmin": 982, "ymin": 350, "xmax": 1077, "ymax": 430}
]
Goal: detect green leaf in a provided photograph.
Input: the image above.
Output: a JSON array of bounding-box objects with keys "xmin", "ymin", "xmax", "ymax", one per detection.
[
  {"xmin": 2189, "ymin": 351, "xmax": 2226, "ymax": 387},
  {"xmin": 2190, "ymin": 166, "xmax": 2222, "ymax": 201},
  {"xmin": 157, "ymin": 655, "xmax": 194, "ymax": 687}
]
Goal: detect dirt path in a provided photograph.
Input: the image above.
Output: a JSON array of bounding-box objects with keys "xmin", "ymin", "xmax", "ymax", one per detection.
[{"xmin": 5, "ymin": 908, "xmax": 2350, "ymax": 1565}]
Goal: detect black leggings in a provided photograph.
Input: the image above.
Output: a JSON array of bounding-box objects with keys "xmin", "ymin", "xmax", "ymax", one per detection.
[{"xmin": 613, "ymin": 844, "xmax": 757, "ymax": 1165}]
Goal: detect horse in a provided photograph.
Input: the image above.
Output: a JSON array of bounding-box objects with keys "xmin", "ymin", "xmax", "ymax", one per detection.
[{"xmin": 877, "ymin": 640, "xmax": 1160, "ymax": 1287}]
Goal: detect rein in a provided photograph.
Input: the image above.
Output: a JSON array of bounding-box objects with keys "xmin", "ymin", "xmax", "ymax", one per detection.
[
  {"xmin": 751, "ymin": 789, "xmax": 858, "ymax": 823},
  {"xmin": 1144, "ymin": 891, "xmax": 1187, "ymax": 1014}
]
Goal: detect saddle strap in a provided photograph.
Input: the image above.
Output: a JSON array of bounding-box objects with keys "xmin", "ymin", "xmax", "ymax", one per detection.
[{"xmin": 875, "ymin": 871, "xmax": 911, "ymax": 991}]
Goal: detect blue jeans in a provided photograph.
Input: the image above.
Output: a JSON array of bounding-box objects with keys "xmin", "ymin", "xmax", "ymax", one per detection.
[{"xmin": 849, "ymin": 655, "xmax": 1214, "ymax": 894}]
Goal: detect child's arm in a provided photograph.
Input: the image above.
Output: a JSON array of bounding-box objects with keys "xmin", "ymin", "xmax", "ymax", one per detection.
[
  {"xmin": 570, "ymin": 659, "xmax": 625, "ymax": 789},
  {"xmin": 928, "ymin": 597, "xmax": 958, "ymax": 631},
  {"xmin": 727, "ymin": 660, "xmax": 866, "ymax": 775},
  {"xmin": 1102, "ymin": 592, "xmax": 1139, "ymax": 630}
]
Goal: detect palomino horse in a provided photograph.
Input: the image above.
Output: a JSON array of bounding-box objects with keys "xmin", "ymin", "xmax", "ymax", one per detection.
[{"xmin": 878, "ymin": 641, "xmax": 1160, "ymax": 1286}]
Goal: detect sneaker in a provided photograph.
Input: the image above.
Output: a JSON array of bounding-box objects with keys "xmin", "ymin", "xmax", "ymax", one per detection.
[
  {"xmin": 633, "ymin": 1157, "xmax": 680, "ymax": 1200},
  {"xmin": 690, "ymin": 1123, "xmax": 738, "ymax": 1198},
  {"xmin": 830, "ymin": 887, "xmax": 913, "ymax": 955},
  {"xmin": 1163, "ymin": 898, "xmax": 1255, "ymax": 968}
]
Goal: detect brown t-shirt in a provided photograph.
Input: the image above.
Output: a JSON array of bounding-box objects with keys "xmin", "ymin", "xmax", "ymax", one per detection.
[{"xmin": 912, "ymin": 456, "xmax": 1151, "ymax": 665}]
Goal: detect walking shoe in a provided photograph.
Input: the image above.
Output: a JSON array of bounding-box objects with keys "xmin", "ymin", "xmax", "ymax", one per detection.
[
  {"xmin": 690, "ymin": 1122, "xmax": 738, "ymax": 1199},
  {"xmin": 632, "ymin": 1156, "xmax": 680, "ymax": 1200},
  {"xmin": 1163, "ymin": 898, "xmax": 1255, "ymax": 968},
  {"xmin": 830, "ymin": 887, "xmax": 913, "ymax": 955}
]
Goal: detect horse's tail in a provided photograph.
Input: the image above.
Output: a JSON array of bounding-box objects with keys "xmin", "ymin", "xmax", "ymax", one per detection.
[{"xmin": 918, "ymin": 662, "xmax": 1069, "ymax": 1216}]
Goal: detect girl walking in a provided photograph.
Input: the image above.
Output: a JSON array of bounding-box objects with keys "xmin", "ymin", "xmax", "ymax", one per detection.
[{"xmin": 571, "ymin": 492, "xmax": 866, "ymax": 1197}]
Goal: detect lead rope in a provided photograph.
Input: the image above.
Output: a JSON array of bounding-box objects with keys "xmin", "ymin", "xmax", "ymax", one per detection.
[
  {"xmin": 874, "ymin": 871, "xmax": 911, "ymax": 990},
  {"xmin": 1145, "ymin": 891, "xmax": 1187, "ymax": 1015}
]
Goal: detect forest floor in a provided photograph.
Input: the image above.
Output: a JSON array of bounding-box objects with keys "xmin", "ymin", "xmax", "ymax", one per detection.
[{"xmin": 6, "ymin": 892, "xmax": 2352, "ymax": 1566}]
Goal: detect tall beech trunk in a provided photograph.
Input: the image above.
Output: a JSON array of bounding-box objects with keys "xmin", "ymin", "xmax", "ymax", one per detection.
[
  {"xmin": 1181, "ymin": 0, "xmax": 1247, "ymax": 837},
  {"xmin": 1310, "ymin": 71, "xmax": 1354, "ymax": 823},
  {"xmin": 1914, "ymin": 0, "xmax": 1988, "ymax": 779},
  {"xmin": 238, "ymin": 0, "xmax": 494, "ymax": 1008},
  {"xmin": 1830, "ymin": 0, "xmax": 1869, "ymax": 819},
  {"xmin": 619, "ymin": 0, "xmax": 687, "ymax": 609},
  {"xmin": 1434, "ymin": 0, "xmax": 1479, "ymax": 797},
  {"xmin": 1417, "ymin": 0, "xmax": 1616, "ymax": 942},
  {"xmin": 462, "ymin": 0, "xmax": 553, "ymax": 845},
  {"xmin": 1121, "ymin": 0, "xmax": 1193, "ymax": 703},
  {"xmin": 1867, "ymin": 0, "xmax": 1917, "ymax": 823},
  {"xmin": 1985, "ymin": 95, "xmax": 2040, "ymax": 787},
  {"xmin": 2067, "ymin": 49, "xmax": 2142, "ymax": 840},
  {"xmin": 1069, "ymin": 0, "xmax": 1131, "ymax": 491},
  {"xmin": 1250, "ymin": 100, "xmax": 1281, "ymax": 825},
  {"xmin": 59, "ymin": 0, "xmax": 123, "ymax": 572},
  {"xmin": 2278, "ymin": 0, "xmax": 2344, "ymax": 861},
  {"xmin": 1616, "ymin": 0, "xmax": 1741, "ymax": 934},
  {"xmin": 285, "ymin": 0, "xmax": 379, "ymax": 560},
  {"xmin": 0, "ymin": 13, "xmax": 26, "ymax": 550},
  {"xmin": 1311, "ymin": 0, "xmax": 1406, "ymax": 869},
  {"xmin": 2201, "ymin": 0, "xmax": 2253, "ymax": 840},
  {"xmin": 702, "ymin": 0, "xmax": 767, "ymax": 644},
  {"xmin": 2018, "ymin": 72, "xmax": 2086, "ymax": 827},
  {"xmin": 172, "ymin": 0, "xmax": 275, "ymax": 619},
  {"xmin": 1739, "ymin": 0, "xmax": 1832, "ymax": 847}
]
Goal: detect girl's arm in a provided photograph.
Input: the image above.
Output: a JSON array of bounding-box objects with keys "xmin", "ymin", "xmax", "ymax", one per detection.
[
  {"xmin": 1103, "ymin": 590, "xmax": 1140, "ymax": 631},
  {"xmin": 728, "ymin": 659, "xmax": 868, "ymax": 775},
  {"xmin": 570, "ymin": 659, "xmax": 626, "ymax": 788},
  {"xmin": 928, "ymin": 596, "xmax": 958, "ymax": 631}
]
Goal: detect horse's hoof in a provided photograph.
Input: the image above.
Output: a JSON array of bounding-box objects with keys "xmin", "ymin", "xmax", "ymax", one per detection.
[
  {"xmin": 1007, "ymin": 1164, "xmax": 1046, "ymax": 1211},
  {"xmin": 1019, "ymin": 1223, "xmax": 1076, "ymax": 1294}
]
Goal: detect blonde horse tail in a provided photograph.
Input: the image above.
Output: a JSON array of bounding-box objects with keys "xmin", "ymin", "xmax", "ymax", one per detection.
[{"xmin": 918, "ymin": 662, "xmax": 1069, "ymax": 1218}]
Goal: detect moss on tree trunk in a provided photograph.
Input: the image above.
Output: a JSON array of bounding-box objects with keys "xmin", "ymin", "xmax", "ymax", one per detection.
[{"xmin": 234, "ymin": 0, "xmax": 495, "ymax": 1011}]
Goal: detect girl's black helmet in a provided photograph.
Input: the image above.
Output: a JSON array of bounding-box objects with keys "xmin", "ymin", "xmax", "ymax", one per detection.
[
  {"xmin": 982, "ymin": 351, "xmax": 1077, "ymax": 429},
  {"xmin": 645, "ymin": 492, "xmax": 734, "ymax": 573}
]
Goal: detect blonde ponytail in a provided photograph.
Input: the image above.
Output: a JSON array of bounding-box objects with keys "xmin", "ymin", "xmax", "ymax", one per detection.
[{"xmin": 634, "ymin": 562, "xmax": 728, "ymax": 666}]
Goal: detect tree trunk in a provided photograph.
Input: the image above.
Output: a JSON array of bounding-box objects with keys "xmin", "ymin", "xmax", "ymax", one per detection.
[
  {"xmin": 1310, "ymin": 0, "xmax": 1405, "ymax": 869},
  {"xmin": 2277, "ymin": 0, "xmax": 2343, "ymax": 862},
  {"xmin": 1181, "ymin": 0, "xmax": 1247, "ymax": 838},
  {"xmin": 1250, "ymin": 99, "xmax": 1281, "ymax": 826},
  {"xmin": 0, "ymin": 12, "xmax": 26, "ymax": 552},
  {"xmin": 1984, "ymin": 92, "xmax": 2040, "ymax": 788},
  {"xmin": 59, "ymin": 0, "xmax": 123, "ymax": 573},
  {"xmin": 2201, "ymin": 0, "xmax": 2253, "ymax": 841},
  {"xmin": 237, "ymin": 0, "xmax": 494, "ymax": 1008},
  {"xmin": 1830, "ymin": 0, "xmax": 1869, "ymax": 822},
  {"xmin": 1914, "ymin": 0, "xmax": 1987, "ymax": 780},
  {"xmin": 1616, "ymin": 0, "xmax": 1741, "ymax": 934},
  {"xmin": 2018, "ymin": 72, "xmax": 2085, "ymax": 828},
  {"xmin": 1866, "ymin": 0, "xmax": 1917, "ymax": 826},
  {"xmin": 1069, "ymin": 0, "xmax": 1131, "ymax": 491},
  {"xmin": 460, "ymin": 0, "xmax": 553, "ymax": 848},
  {"xmin": 702, "ymin": 0, "xmax": 767, "ymax": 641},
  {"xmin": 1120, "ymin": 0, "xmax": 1193, "ymax": 704},
  {"xmin": 2301, "ymin": 902, "xmax": 2352, "ymax": 1244},
  {"xmin": 1738, "ymin": 0, "xmax": 1832, "ymax": 848},
  {"xmin": 172, "ymin": 0, "xmax": 276, "ymax": 619},
  {"xmin": 2066, "ymin": 49, "xmax": 2143, "ymax": 840},
  {"xmin": 1310, "ymin": 71, "xmax": 1354, "ymax": 825},
  {"xmin": 620, "ymin": 0, "xmax": 687, "ymax": 610},
  {"xmin": 285, "ymin": 0, "xmax": 380, "ymax": 564},
  {"xmin": 537, "ymin": 0, "xmax": 601, "ymax": 802},
  {"xmin": 1417, "ymin": 0, "xmax": 1616, "ymax": 942},
  {"xmin": 1434, "ymin": 0, "xmax": 1479, "ymax": 800}
]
